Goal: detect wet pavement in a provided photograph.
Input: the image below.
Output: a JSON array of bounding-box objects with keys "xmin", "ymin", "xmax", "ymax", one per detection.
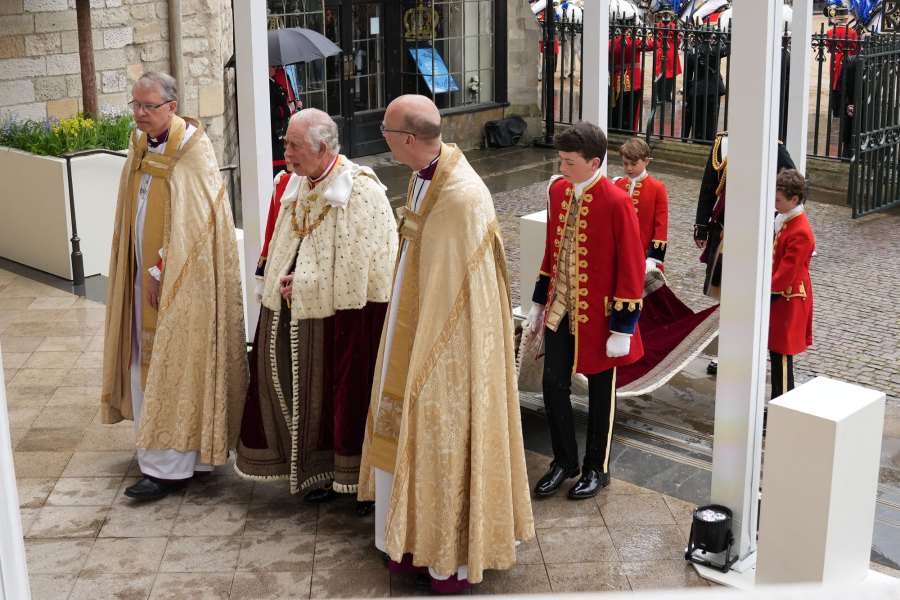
[{"xmin": 2, "ymin": 143, "xmax": 899, "ymax": 598}]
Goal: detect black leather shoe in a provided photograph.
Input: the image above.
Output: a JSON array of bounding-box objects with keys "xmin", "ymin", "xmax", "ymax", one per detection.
[
  {"xmin": 534, "ymin": 462, "xmax": 580, "ymax": 497},
  {"xmin": 356, "ymin": 501, "xmax": 375, "ymax": 516},
  {"xmin": 567, "ymin": 469, "xmax": 610, "ymax": 500},
  {"xmin": 707, "ymin": 359, "xmax": 718, "ymax": 375},
  {"xmin": 303, "ymin": 485, "xmax": 338, "ymax": 503},
  {"xmin": 124, "ymin": 477, "xmax": 186, "ymax": 501}
]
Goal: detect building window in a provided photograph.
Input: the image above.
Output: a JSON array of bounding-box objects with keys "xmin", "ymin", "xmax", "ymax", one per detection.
[
  {"xmin": 401, "ymin": 0, "xmax": 495, "ymax": 108},
  {"xmin": 267, "ymin": 1, "xmax": 332, "ymax": 114}
]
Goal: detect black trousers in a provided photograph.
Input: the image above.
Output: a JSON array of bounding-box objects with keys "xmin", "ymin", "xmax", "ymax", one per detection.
[
  {"xmin": 655, "ymin": 77, "xmax": 676, "ymax": 103},
  {"xmin": 770, "ymin": 350, "xmax": 795, "ymax": 399},
  {"xmin": 542, "ymin": 315, "xmax": 617, "ymax": 474},
  {"xmin": 609, "ymin": 89, "xmax": 640, "ymax": 133},
  {"xmin": 683, "ymin": 95, "xmax": 720, "ymax": 141}
]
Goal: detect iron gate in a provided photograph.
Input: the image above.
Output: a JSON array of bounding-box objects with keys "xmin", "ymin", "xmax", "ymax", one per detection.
[{"xmin": 848, "ymin": 34, "xmax": 900, "ymax": 218}]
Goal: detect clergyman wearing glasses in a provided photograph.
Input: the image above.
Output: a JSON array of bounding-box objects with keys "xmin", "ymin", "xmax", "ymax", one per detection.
[{"xmin": 100, "ymin": 71, "xmax": 248, "ymax": 502}]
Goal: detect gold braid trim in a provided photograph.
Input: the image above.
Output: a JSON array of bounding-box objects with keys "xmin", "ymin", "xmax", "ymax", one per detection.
[
  {"xmin": 715, "ymin": 165, "xmax": 727, "ymax": 197},
  {"xmin": 712, "ymin": 133, "xmax": 728, "ymax": 197},
  {"xmin": 610, "ymin": 297, "xmax": 644, "ymax": 313}
]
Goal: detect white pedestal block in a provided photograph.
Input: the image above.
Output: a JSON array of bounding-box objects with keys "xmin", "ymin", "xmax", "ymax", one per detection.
[
  {"xmin": 517, "ymin": 210, "xmax": 547, "ymax": 317},
  {"xmin": 756, "ymin": 376, "xmax": 886, "ymax": 585}
]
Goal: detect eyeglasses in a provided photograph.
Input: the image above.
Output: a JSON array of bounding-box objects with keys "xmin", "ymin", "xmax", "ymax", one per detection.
[
  {"xmin": 380, "ymin": 122, "xmax": 416, "ymax": 137},
  {"xmin": 128, "ymin": 100, "xmax": 173, "ymax": 113}
]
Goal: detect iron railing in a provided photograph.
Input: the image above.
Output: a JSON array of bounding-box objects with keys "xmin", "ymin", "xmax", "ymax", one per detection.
[
  {"xmin": 847, "ymin": 34, "xmax": 900, "ymax": 218},
  {"xmin": 61, "ymin": 149, "xmax": 128, "ymax": 287},
  {"xmin": 540, "ymin": 16, "xmax": 882, "ymax": 161},
  {"xmin": 61, "ymin": 151, "xmax": 242, "ymax": 286}
]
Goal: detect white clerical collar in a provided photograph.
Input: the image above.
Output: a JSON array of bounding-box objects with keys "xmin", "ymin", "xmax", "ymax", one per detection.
[{"xmin": 573, "ymin": 169, "xmax": 602, "ymax": 198}]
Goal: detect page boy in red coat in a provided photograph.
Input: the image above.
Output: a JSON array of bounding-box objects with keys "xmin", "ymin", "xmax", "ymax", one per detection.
[
  {"xmin": 523, "ymin": 121, "xmax": 646, "ymax": 500},
  {"xmin": 769, "ymin": 169, "xmax": 815, "ymax": 400},
  {"xmin": 614, "ymin": 137, "xmax": 668, "ymax": 272}
]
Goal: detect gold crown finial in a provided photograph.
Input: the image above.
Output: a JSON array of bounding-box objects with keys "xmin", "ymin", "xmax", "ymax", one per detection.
[{"xmin": 403, "ymin": 1, "xmax": 440, "ymax": 41}]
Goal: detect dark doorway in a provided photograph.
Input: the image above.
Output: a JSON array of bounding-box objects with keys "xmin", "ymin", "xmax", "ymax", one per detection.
[{"xmin": 324, "ymin": 0, "xmax": 400, "ymax": 157}]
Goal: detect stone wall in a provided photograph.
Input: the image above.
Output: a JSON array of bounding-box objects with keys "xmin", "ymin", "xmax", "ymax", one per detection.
[
  {"xmin": 504, "ymin": 0, "xmax": 542, "ymax": 139},
  {"xmin": 0, "ymin": 0, "xmax": 234, "ymax": 161}
]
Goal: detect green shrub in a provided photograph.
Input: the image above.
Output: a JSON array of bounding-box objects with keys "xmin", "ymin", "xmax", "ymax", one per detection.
[{"xmin": 0, "ymin": 111, "xmax": 134, "ymax": 157}]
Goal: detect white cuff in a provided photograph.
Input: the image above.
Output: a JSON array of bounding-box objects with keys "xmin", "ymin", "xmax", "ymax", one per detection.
[{"xmin": 148, "ymin": 265, "xmax": 162, "ymax": 281}]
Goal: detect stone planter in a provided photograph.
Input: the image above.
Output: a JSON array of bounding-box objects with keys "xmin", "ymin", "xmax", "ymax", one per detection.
[{"xmin": 0, "ymin": 146, "xmax": 125, "ymax": 280}]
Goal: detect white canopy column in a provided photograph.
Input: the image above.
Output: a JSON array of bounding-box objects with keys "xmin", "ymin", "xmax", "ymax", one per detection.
[
  {"xmin": 786, "ymin": 0, "xmax": 814, "ymax": 173},
  {"xmin": 234, "ymin": 2, "xmax": 273, "ymax": 336},
  {"xmin": 700, "ymin": 0, "xmax": 783, "ymax": 584},
  {"xmin": 581, "ymin": 0, "xmax": 609, "ymax": 171}
]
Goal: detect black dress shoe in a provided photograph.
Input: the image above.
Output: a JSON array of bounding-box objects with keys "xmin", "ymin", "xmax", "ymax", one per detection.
[
  {"xmin": 303, "ymin": 485, "xmax": 338, "ymax": 503},
  {"xmin": 124, "ymin": 477, "xmax": 186, "ymax": 501},
  {"xmin": 534, "ymin": 462, "xmax": 580, "ymax": 497},
  {"xmin": 567, "ymin": 469, "xmax": 610, "ymax": 500},
  {"xmin": 356, "ymin": 500, "xmax": 375, "ymax": 516},
  {"xmin": 707, "ymin": 359, "xmax": 718, "ymax": 375}
]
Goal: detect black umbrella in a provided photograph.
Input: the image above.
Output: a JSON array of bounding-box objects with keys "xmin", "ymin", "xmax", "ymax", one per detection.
[{"xmin": 267, "ymin": 27, "xmax": 342, "ymax": 66}]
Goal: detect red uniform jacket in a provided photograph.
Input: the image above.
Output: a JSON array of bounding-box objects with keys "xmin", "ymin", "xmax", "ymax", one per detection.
[
  {"xmin": 255, "ymin": 171, "xmax": 290, "ymax": 276},
  {"xmin": 825, "ymin": 26, "xmax": 859, "ymax": 91},
  {"xmin": 614, "ymin": 174, "xmax": 668, "ymax": 262},
  {"xmin": 769, "ymin": 211, "xmax": 815, "ymax": 355},
  {"xmin": 537, "ymin": 176, "xmax": 646, "ymax": 374},
  {"xmin": 609, "ymin": 34, "xmax": 652, "ymax": 93},
  {"xmin": 653, "ymin": 22, "xmax": 683, "ymax": 79}
]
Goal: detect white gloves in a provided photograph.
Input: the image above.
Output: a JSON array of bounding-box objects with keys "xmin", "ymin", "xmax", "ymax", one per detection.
[
  {"xmin": 606, "ymin": 332, "xmax": 631, "ymax": 358},
  {"xmin": 254, "ymin": 275, "xmax": 265, "ymax": 303},
  {"xmin": 645, "ymin": 258, "xmax": 660, "ymax": 272},
  {"xmin": 524, "ymin": 303, "xmax": 546, "ymax": 352}
]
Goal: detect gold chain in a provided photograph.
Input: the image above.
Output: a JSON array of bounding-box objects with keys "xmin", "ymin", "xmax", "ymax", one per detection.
[{"xmin": 290, "ymin": 201, "xmax": 331, "ymax": 241}]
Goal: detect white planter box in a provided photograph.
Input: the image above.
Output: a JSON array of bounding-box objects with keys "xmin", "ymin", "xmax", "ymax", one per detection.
[{"xmin": 0, "ymin": 146, "xmax": 125, "ymax": 280}]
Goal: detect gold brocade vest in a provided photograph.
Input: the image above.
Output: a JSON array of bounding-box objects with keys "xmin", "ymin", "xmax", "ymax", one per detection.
[
  {"xmin": 546, "ymin": 186, "xmax": 585, "ymax": 335},
  {"xmin": 131, "ymin": 115, "xmax": 187, "ymax": 388}
]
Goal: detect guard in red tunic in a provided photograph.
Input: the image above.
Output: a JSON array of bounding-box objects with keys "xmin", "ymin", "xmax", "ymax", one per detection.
[
  {"xmin": 652, "ymin": 1, "xmax": 682, "ymax": 104},
  {"xmin": 524, "ymin": 121, "xmax": 645, "ymax": 500},
  {"xmin": 608, "ymin": 4, "xmax": 651, "ymax": 133},
  {"xmin": 823, "ymin": 1, "xmax": 859, "ymax": 120},
  {"xmin": 614, "ymin": 137, "xmax": 668, "ymax": 270},
  {"xmin": 769, "ymin": 169, "xmax": 815, "ymax": 400}
]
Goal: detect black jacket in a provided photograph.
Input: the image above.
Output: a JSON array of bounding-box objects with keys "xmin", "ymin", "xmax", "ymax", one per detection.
[{"xmin": 685, "ymin": 38, "xmax": 730, "ymax": 97}]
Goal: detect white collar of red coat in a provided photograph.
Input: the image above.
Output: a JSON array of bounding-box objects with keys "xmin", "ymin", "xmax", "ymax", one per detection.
[
  {"xmin": 774, "ymin": 204, "xmax": 804, "ymax": 233},
  {"xmin": 573, "ymin": 169, "xmax": 602, "ymax": 198}
]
